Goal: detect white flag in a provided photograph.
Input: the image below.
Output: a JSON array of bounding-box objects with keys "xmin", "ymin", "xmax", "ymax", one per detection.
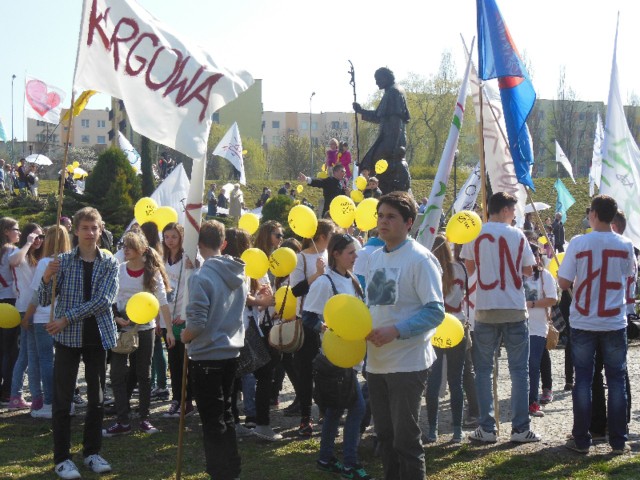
[
  {"xmin": 601, "ymin": 19, "xmax": 640, "ymax": 249},
  {"xmin": 416, "ymin": 46, "xmax": 474, "ymax": 249},
  {"xmin": 468, "ymin": 58, "xmax": 527, "ymax": 227},
  {"xmin": 24, "ymin": 75, "xmax": 66, "ymax": 124},
  {"xmin": 453, "ymin": 163, "xmax": 482, "ymax": 213},
  {"xmin": 589, "ymin": 113, "xmax": 604, "ymax": 196},
  {"xmin": 73, "ymin": 0, "xmax": 253, "ymax": 160},
  {"xmin": 117, "ymin": 131, "xmax": 141, "ymax": 174},
  {"xmin": 213, "ymin": 122, "xmax": 246, "ymax": 185},
  {"xmin": 555, "ymin": 141, "xmax": 575, "ymax": 183}
]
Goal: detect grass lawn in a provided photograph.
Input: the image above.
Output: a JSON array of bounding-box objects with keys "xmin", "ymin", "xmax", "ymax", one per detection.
[{"xmin": 1, "ymin": 410, "xmax": 638, "ymax": 479}]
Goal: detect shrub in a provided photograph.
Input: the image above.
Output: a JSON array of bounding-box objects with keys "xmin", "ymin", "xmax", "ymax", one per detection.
[{"xmin": 260, "ymin": 194, "xmax": 294, "ymax": 227}]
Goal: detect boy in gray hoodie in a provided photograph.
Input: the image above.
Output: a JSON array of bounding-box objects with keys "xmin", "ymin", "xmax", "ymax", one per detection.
[{"xmin": 181, "ymin": 220, "xmax": 247, "ymax": 480}]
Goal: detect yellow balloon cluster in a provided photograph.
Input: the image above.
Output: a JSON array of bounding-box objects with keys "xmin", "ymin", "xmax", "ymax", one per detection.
[
  {"xmin": 431, "ymin": 313, "xmax": 464, "ymax": 348},
  {"xmin": 324, "ymin": 294, "xmax": 372, "ymax": 341},
  {"xmin": 330, "ymin": 195, "xmax": 356, "ymax": 228},
  {"xmin": 288, "ymin": 205, "xmax": 318, "ymax": 239},
  {"xmin": 274, "ymin": 285, "xmax": 297, "ymax": 320},
  {"xmin": 323, "ymin": 329, "xmax": 367, "ymax": 368},
  {"xmin": 238, "ymin": 213, "xmax": 260, "ymax": 235},
  {"xmin": 355, "ymin": 176, "xmax": 367, "ymax": 191},
  {"xmin": 350, "ymin": 190, "xmax": 364, "ymax": 203},
  {"xmin": 240, "ymin": 248, "xmax": 270, "ymax": 279},
  {"xmin": 375, "ymin": 159, "xmax": 388, "ymax": 174},
  {"xmin": 126, "ymin": 292, "xmax": 160, "ymax": 325},
  {"xmin": 355, "ymin": 198, "xmax": 378, "ymax": 231},
  {"xmin": 317, "ymin": 171, "xmax": 328, "ymax": 179},
  {"xmin": 0, "ymin": 303, "xmax": 21, "ymax": 328},
  {"xmin": 134, "ymin": 197, "xmax": 158, "ymax": 225},
  {"xmin": 446, "ymin": 210, "xmax": 482, "ymax": 244},
  {"xmin": 547, "ymin": 253, "xmax": 565, "ymax": 278},
  {"xmin": 269, "ymin": 247, "xmax": 297, "ymax": 277}
]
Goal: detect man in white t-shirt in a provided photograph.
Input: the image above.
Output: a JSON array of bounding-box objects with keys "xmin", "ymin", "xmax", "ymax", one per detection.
[
  {"xmin": 365, "ymin": 191, "xmax": 444, "ymax": 480},
  {"xmin": 461, "ymin": 192, "xmax": 539, "ymax": 444},
  {"xmin": 558, "ymin": 195, "xmax": 636, "ymax": 455}
]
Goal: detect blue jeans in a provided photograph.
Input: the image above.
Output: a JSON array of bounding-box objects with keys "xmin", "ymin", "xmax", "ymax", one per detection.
[
  {"xmin": 241, "ymin": 373, "xmax": 256, "ymax": 418},
  {"xmin": 33, "ymin": 324, "xmax": 54, "ymax": 405},
  {"xmin": 570, "ymin": 327, "xmax": 628, "ymax": 450},
  {"xmin": 319, "ymin": 378, "xmax": 365, "ymax": 468},
  {"xmin": 426, "ymin": 337, "xmax": 467, "ymax": 431},
  {"xmin": 528, "ymin": 336, "xmax": 546, "ymax": 404},
  {"xmin": 473, "ymin": 321, "xmax": 530, "ymax": 433},
  {"xmin": 10, "ymin": 324, "xmax": 42, "ymax": 399}
]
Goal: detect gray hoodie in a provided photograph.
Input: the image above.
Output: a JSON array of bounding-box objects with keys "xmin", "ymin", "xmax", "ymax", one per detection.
[{"xmin": 186, "ymin": 255, "xmax": 247, "ymax": 361}]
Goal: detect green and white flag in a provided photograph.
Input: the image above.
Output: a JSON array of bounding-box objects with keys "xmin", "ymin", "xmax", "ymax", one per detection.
[
  {"xmin": 0, "ymin": 117, "xmax": 6, "ymax": 142},
  {"xmin": 417, "ymin": 42, "xmax": 474, "ymax": 250},
  {"xmin": 601, "ymin": 17, "xmax": 640, "ymax": 249}
]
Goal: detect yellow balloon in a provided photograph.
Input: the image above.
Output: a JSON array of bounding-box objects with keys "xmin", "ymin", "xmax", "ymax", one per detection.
[
  {"xmin": 375, "ymin": 159, "xmax": 388, "ymax": 174},
  {"xmin": 323, "ymin": 329, "xmax": 366, "ymax": 368},
  {"xmin": 355, "ymin": 176, "xmax": 367, "ymax": 191},
  {"xmin": 431, "ymin": 313, "xmax": 464, "ymax": 348},
  {"xmin": 100, "ymin": 249, "xmax": 113, "ymax": 256},
  {"xmin": 242, "ymin": 149, "xmax": 248, "ymax": 155},
  {"xmin": 323, "ymin": 294, "xmax": 372, "ymax": 341},
  {"xmin": 134, "ymin": 197, "xmax": 158, "ymax": 225},
  {"xmin": 126, "ymin": 292, "xmax": 160, "ymax": 325},
  {"xmin": 0, "ymin": 303, "xmax": 21, "ymax": 328},
  {"xmin": 296, "ymin": 184, "xmax": 304, "ymax": 194},
  {"xmin": 322, "ymin": 163, "xmax": 327, "ymax": 172},
  {"xmin": 329, "ymin": 195, "xmax": 356, "ymax": 229},
  {"xmin": 317, "ymin": 171, "xmax": 328, "ymax": 179},
  {"xmin": 288, "ymin": 205, "xmax": 318, "ymax": 239},
  {"xmin": 350, "ymin": 190, "xmax": 364, "ymax": 203},
  {"xmin": 72, "ymin": 161, "xmax": 80, "ymax": 168},
  {"xmin": 269, "ymin": 247, "xmax": 297, "ymax": 277},
  {"xmin": 585, "ymin": 227, "xmax": 592, "ymax": 233},
  {"xmin": 152, "ymin": 206, "xmax": 178, "ymax": 231},
  {"xmin": 238, "ymin": 213, "xmax": 260, "ymax": 235},
  {"xmin": 445, "ymin": 210, "xmax": 482, "ymax": 244},
  {"xmin": 355, "ymin": 197, "xmax": 379, "ymax": 231},
  {"xmin": 274, "ymin": 285, "xmax": 297, "ymax": 320},
  {"xmin": 547, "ymin": 252, "xmax": 565, "ymax": 279},
  {"xmin": 539, "ymin": 236, "xmax": 548, "ymax": 245},
  {"xmin": 240, "ymin": 248, "xmax": 270, "ymax": 279}
]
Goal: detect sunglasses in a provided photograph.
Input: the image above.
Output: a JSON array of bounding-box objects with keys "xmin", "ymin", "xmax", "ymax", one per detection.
[
  {"xmin": 37, "ymin": 235, "xmax": 45, "ymax": 240},
  {"xmin": 333, "ymin": 233, "xmax": 354, "ymax": 250},
  {"xmin": 273, "ymin": 233, "xmax": 284, "ymax": 239}
]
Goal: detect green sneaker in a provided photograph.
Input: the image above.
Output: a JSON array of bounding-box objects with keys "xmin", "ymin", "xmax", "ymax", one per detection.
[
  {"xmin": 341, "ymin": 464, "xmax": 372, "ymax": 479},
  {"xmin": 317, "ymin": 457, "xmax": 343, "ymax": 474}
]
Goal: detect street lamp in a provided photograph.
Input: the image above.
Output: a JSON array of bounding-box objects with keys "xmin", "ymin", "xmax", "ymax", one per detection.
[
  {"xmin": 11, "ymin": 74, "xmax": 16, "ymax": 163},
  {"xmin": 310, "ymin": 92, "xmax": 315, "ymax": 171}
]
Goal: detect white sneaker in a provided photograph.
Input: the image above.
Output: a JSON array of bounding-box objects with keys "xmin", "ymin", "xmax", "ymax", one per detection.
[
  {"xmin": 469, "ymin": 426, "xmax": 497, "ymax": 443},
  {"xmin": 253, "ymin": 425, "xmax": 282, "ymax": 441},
  {"xmin": 510, "ymin": 429, "xmax": 541, "ymax": 443},
  {"xmin": 84, "ymin": 454, "xmax": 112, "ymax": 473},
  {"xmin": 235, "ymin": 423, "xmax": 255, "ymax": 438},
  {"xmin": 55, "ymin": 459, "xmax": 81, "ymax": 479},
  {"xmin": 31, "ymin": 403, "xmax": 52, "ymax": 419}
]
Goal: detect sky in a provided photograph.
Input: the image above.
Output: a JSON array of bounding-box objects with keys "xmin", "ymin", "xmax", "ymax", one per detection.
[{"xmin": 3, "ymin": 0, "xmax": 640, "ymax": 142}]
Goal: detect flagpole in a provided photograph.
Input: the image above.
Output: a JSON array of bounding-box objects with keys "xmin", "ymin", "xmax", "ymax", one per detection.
[
  {"xmin": 48, "ymin": 92, "xmax": 76, "ymax": 325},
  {"xmin": 477, "ymin": 86, "xmax": 488, "ymax": 222}
]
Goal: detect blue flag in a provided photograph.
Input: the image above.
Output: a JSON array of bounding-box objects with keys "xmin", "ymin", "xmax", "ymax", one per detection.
[
  {"xmin": 477, "ymin": 0, "xmax": 536, "ymax": 190},
  {"xmin": 554, "ymin": 179, "xmax": 575, "ymax": 223}
]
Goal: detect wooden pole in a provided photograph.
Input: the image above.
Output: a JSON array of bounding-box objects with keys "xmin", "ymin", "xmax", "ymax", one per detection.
[
  {"xmin": 48, "ymin": 94, "xmax": 75, "ymax": 324},
  {"xmin": 175, "ymin": 346, "xmax": 189, "ymax": 480}
]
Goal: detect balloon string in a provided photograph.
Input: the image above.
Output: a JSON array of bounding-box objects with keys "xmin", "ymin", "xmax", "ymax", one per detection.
[{"xmin": 311, "ymin": 239, "xmax": 319, "ymax": 254}]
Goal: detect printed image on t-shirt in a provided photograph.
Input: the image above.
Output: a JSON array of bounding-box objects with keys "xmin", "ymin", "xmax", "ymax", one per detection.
[
  {"xmin": 367, "ymin": 267, "xmax": 400, "ymax": 306},
  {"xmin": 524, "ymin": 279, "xmax": 540, "ymax": 302}
]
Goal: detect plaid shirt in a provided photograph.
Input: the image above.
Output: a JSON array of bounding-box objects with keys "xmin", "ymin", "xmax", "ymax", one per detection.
[{"xmin": 38, "ymin": 247, "xmax": 119, "ymax": 350}]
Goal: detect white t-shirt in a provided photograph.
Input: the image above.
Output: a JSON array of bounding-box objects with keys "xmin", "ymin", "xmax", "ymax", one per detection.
[
  {"xmin": 289, "ymin": 250, "xmax": 328, "ymax": 315},
  {"xmin": 523, "ymin": 269, "xmax": 557, "ymax": 338},
  {"xmin": 558, "ymin": 231, "xmax": 636, "ymax": 331},
  {"xmin": 466, "ymin": 271, "xmax": 477, "ymax": 331},
  {"xmin": 0, "ymin": 248, "xmax": 16, "ymax": 300},
  {"xmin": 365, "ymin": 239, "xmax": 443, "ymax": 374},
  {"xmin": 304, "ymin": 269, "xmax": 359, "ymax": 315},
  {"xmin": 116, "ymin": 262, "xmax": 168, "ymax": 331},
  {"xmin": 10, "ymin": 255, "xmax": 37, "ymax": 312},
  {"xmin": 165, "ymin": 257, "xmax": 187, "ymax": 322},
  {"xmin": 353, "ymin": 242, "xmax": 383, "ymax": 278},
  {"xmin": 444, "ymin": 262, "xmax": 467, "ymax": 322},
  {"xmin": 30, "ymin": 257, "xmax": 54, "ymax": 324},
  {"xmin": 461, "ymin": 222, "xmax": 535, "ymax": 311}
]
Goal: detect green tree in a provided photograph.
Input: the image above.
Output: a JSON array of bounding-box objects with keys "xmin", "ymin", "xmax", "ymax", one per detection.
[
  {"xmin": 140, "ymin": 135, "xmax": 155, "ymax": 196},
  {"xmin": 271, "ymin": 132, "xmax": 312, "ymax": 179},
  {"xmin": 84, "ymin": 147, "xmax": 141, "ymax": 227}
]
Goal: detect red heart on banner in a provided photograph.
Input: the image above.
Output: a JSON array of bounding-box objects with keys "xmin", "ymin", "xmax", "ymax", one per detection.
[
  {"xmin": 429, "ymin": 227, "xmax": 436, "ymax": 234},
  {"xmin": 26, "ymin": 80, "xmax": 61, "ymax": 117}
]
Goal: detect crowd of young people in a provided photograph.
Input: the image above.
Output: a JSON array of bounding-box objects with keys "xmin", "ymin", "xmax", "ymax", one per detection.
[{"xmin": 0, "ymin": 188, "xmax": 636, "ymax": 479}]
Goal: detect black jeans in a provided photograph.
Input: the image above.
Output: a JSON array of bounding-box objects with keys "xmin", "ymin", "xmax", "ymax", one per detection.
[
  {"xmin": 293, "ymin": 325, "xmax": 320, "ymax": 419},
  {"xmin": 53, "ymin": 343, "xmax": 106, "ymax": 464},
  {"xmin": 254, "ymin": 355, "xmax": 277, "ymax": 426},
  {"xmin": 0, "ymin": 298, "xmax": 18, "ymax": 401},
  {"xmin": 165, "ymin": 334, "xmax": 192, "ymax": 402},
  {"xmin": 191, "ymin": 358, "xmax": 241, "ymax": 480},
  {"xmin": 540, "ymin": 348, "xmax": 552, "ymax": 390},
  {"xmin": 111, "ymin": 329, "xmax": 154, "ymax": 423}
]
